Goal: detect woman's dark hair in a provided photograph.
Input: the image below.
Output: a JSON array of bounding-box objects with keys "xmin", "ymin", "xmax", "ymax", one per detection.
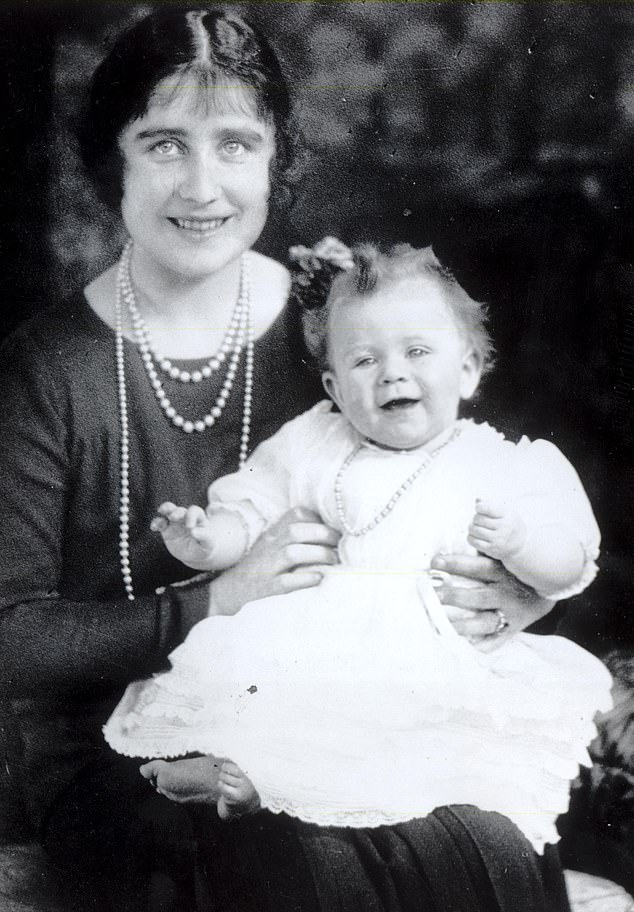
[{"xmin": 79, "ymin": 8, "xmax": 299, "ymax": 210}]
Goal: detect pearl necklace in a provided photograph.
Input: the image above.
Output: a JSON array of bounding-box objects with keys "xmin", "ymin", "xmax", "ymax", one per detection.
[
  {"xmin": 118, "ymin": 240, "xmax": 252, "ymax": 433},
  {"xmin": 120, "ymin": 240, "xmax": 245, "ymax": 384},
  {"xmin": 334, "ymin": 427, "xmax": 461, "ymax": 537},
  {"xmin": 114, "ymin": 241, "xmax": 254, "ymax": 600}
]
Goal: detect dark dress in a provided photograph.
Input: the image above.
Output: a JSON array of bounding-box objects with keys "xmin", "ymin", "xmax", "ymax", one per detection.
[
  {"xmin": 195, "ymin": 805, "xmax": 570, "ymax": 912},
  {"xmin": 0, "ymin": 274, "xmax": 570, "ymax": 911}
]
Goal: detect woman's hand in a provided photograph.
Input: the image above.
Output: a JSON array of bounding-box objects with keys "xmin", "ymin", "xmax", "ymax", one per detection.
[
  {"xmin": 430, "ymin": 553, "xmax": 555, "ymax": 653},
  {"xmin": 140, "ymin": 756, "xmax": 222, "ymax": 805},
  {"xmin": 209, "ymin": 507, "xmax": 340, "ymax": 616}
]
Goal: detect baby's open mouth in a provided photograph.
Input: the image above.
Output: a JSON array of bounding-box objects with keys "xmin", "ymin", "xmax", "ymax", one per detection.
[{"xmin": 380, "ymin": 398, "xmax": 419, "ymax": 411}]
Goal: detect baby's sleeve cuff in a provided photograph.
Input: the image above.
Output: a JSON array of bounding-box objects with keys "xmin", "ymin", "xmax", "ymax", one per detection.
[{"xmin": 206, "ymin": 500, "xmax": 267, "ymax": 553}]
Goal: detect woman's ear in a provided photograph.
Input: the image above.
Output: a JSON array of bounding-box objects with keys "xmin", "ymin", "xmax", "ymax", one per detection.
[
  {"xmin": 322, "ymin": 371, "xmax": 342, "ymax": 409},
  {"xmin": 459, "ymin": 349, "xmax": 483, "ymax": 401}
]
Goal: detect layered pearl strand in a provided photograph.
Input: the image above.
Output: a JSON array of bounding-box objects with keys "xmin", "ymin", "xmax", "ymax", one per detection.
[
  {"xmin": 118, "ymin": 239, "xmax": 253, "ymax": 435},
  {"xmin": 334, "ymin": 427, "xmax": 462, "ymax": 537},
  {"xmin": 114, "ymin": 240, "xmax": 254, "ymax": 600}
]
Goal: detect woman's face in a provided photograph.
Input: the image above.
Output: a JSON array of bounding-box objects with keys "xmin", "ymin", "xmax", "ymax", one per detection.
[{"xmin": 118, "ymin": 79, "xmax": 275, "ymax": 284}]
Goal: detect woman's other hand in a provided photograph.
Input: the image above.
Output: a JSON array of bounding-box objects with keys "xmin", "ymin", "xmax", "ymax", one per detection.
[
  {"xmin": 209, "ymin": 507, "xmax": 340, "ymax": 616},
  {"xmin": 430, "ymin": 553, "xmax": 554, "ymax": 653},
  {"xmin": 140, "ymin": 756, "xmax": 222, "ymax": 805}
]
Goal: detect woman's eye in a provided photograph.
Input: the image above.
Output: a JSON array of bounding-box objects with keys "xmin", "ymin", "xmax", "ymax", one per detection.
[
  {"xmin": 222, "ymin": 139, "xmax": 247, "ymax": 157},
  {"xmin": 150, "ymin": 139, "xmax": 181, "ymax": 156}
]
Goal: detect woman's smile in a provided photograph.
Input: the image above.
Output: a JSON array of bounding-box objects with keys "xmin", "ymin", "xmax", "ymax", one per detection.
[{"xmin": 168, "ymin": 215, "xmax": 232, "ymax": 240}]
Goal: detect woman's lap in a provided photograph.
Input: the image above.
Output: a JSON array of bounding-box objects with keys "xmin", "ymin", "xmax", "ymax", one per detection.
[
  {"xmin": 38, "ymin": 752, "xmax": 571, "ymax": 912},
  {"xmin": 196, "ymin": 805, "xmax": 571, "ymax": 912},
  {"xmin": 41, "ymin": 752, "xmax": 197, "ymax": 911}
]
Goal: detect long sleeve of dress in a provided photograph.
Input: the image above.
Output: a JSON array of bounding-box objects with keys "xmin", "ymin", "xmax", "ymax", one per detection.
[
  {"xmin": 0, "ymin": 329, "xmax": 208, "ymax": 697},
  {"xmin": 500, "ymin": 436, "xmax": 601, "ymax": 600},
  {"xmin": 206, "ymin": 401, "xmax": 338, "ymax": 533}
]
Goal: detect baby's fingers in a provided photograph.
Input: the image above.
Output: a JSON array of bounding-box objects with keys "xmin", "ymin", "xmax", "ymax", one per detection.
[
  {"xmin": 185, "ymin": 505, "xmax": 208, "ymax": 530},
  {"xmin": 467, "ymin": 537, "xmax": 503, "ymax": 561},
  {"xmin": 156, "ymin": 502, "xmax": 189, "ymax": 525},
  {"xmin": 157, "ymin": 502, "xmax": 179, "ymax": 517},
  {"xmin": 150, "ymin": 515, "xmax": 168, "ymax": 533},
  {"xmin": 190, "ymin": 525, "xmax": 216, "ymax": 549},
  {"xmin": 467, "ymin": 532, "xmax": 495, "ymax": 553},
  {"xmin": 474, "ymin": 498, "xmax": 505, "ymax": 520},
  {"xmin": 470, "ymin": 516, "xmax": 499, "ymax": 536},
  {"xmin": 219, "ymin": 760, "xmax": 243, "ymax": 787},
  {"xmin": 140, "ymin": 759, "xmax": 168, "ymax": 784}
]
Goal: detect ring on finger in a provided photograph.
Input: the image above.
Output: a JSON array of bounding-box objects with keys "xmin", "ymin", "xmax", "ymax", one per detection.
[{"xmin": 491, "ymin": 608, "xmax": 509, "ymax": 636}]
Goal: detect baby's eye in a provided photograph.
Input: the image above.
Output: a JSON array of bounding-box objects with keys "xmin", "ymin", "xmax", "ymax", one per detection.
[
  {"xmin": 354, "ymin": 356, "xmax": 376, "ymax": 368},
  {"xmin": 408, "ymin": 346, "xmax": 429, "ymax": 359}
]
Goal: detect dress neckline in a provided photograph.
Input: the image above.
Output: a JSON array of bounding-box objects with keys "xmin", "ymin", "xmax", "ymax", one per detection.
[
  {"xmin": 81, "ymin": 249, "xmax": 291, "ymax": 361},
  {"xmin": 359, "ymin": 420, "xmax": 464, "ymax": 457}
]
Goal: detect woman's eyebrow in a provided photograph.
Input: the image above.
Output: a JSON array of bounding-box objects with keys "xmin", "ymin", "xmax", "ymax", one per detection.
[
  {"xmin": 216, "ymin": 126, "xmax": 268, "ymax": 144},
  {"xmin": 134, "ymin": 127, "xmax": 189, "ymax": 141}
]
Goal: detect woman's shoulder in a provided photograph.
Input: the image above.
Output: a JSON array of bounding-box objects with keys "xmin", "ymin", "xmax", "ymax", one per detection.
[
  {"xmin": 0, "ymin": 294, "xmax": 112, "ymax": 437},
  {"xmin": 2, "ymin": 294, "xmax": 101, "ymax": 354},
  {"xmin": 0, "ymin": 293, "xmax": 110, "ymax": 388},
  {"xmin": 247, "ymin": 251, "xmax": 291, "ymax": 337}
]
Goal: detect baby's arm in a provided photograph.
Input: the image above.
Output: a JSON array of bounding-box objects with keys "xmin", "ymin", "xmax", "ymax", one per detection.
[
  {"xmin": 151, "ymin": 502, "xmax": 248, "ymax": 572},
  {"xmin": 468, "ymin": 497, "xmax": 586, "ymax": 597}
]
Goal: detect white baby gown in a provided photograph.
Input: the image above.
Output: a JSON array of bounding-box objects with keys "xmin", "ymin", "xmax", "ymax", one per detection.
[{"xmin": 104, "ymin": 402, "xmax": 612, "ymax": 852}]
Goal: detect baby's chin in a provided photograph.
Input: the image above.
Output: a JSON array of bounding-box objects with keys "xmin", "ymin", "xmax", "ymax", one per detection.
[
  {"xmin": 365, "ymin": 432, "xmax": 433, "ymax": 452},
  {"xmin": 366, "ymin": 419, "xmax": 456, "ymax": 452}
]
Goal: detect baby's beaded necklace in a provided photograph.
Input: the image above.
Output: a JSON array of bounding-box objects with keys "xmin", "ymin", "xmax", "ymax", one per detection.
[
  {"xmin": 114, "ymin": 240, "xmax": 254, "ymax": 600},
  {"xmin": 334, "ymin": 426, "xmax": 462, "ymax": 537}
]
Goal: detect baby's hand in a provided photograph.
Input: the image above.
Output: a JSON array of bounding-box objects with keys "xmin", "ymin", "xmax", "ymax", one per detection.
[
  {"xmin": 150, "ymin": 501, "xmax": 216, "ymax": 568},
  {"xmin": 467, "ymin": 498, "xmax": 526, "ymax": 561}
]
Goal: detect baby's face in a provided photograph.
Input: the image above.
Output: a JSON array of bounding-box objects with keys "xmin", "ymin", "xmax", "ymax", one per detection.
[{"xmin": 322, "ymin": 276, "xmax": 481, "ymax": 450}]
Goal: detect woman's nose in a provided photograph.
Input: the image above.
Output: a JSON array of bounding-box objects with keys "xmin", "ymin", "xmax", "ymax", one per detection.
[{"xmin": 177, "ymin": 153, "xmax": 221, "ymax": 204}]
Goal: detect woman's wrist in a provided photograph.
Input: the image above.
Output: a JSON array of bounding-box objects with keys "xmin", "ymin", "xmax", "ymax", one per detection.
[
  {"xmin": 207, "ymin": 572, "xmax": 242, "ymax": 617},
  {"xmin": 156, "ymin": 573, "xmax": 215, "ymax": 642}
]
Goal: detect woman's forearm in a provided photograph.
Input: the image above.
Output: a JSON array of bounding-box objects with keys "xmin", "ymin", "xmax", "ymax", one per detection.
[{"xmin": 0, "ymin": 580, "xmax": 209, "ymax": 696}]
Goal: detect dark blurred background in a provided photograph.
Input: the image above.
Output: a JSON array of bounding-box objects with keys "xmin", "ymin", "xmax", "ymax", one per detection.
[{"xmin": 1, "ymin": 0, "xmax": 633, "ymax": 655}]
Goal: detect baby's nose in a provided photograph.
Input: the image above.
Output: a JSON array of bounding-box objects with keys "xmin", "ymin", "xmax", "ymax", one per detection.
[{"xmin": 379, "ymin": 358, "xmax": 408, "ymax": 384}]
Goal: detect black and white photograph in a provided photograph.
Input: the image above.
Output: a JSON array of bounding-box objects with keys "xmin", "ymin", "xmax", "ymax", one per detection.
[{"xmin": 1, "ymin": 3, "xmax": 634, "ymax": 911}]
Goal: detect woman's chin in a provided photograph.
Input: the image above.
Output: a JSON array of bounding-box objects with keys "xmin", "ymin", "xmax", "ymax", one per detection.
[{"xmin": 146, "ymin": 243, "xmax": 241, "ymax": 284}]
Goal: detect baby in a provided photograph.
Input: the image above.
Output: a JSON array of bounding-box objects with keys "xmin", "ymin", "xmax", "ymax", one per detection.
[{"xmin": 105, "ymin": 243, "xmax": 611, "ymax": 851}]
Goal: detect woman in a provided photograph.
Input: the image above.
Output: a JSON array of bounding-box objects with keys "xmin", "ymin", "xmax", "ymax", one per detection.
[{"xmin": 0, "ymin": 8, "xmax": 561, "ymax": 912}]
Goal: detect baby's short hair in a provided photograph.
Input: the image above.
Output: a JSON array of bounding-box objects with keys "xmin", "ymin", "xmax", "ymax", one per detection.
[{"xmin": 302, "ymin": 243, "xmax": 495, "ymax": 376}]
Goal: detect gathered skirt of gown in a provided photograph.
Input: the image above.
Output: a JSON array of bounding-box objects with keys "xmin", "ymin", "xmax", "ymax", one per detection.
[{"xmin": 104, "ymin": 564, "xmax": 611, "ymax": 852}]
